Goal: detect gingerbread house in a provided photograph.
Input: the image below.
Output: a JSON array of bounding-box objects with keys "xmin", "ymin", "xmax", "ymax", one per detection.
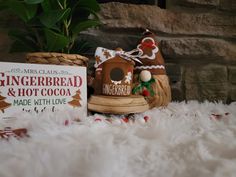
[
  {"xmin": 88, "ymin": 47, "xmax": 149, "ymax": 114},
  {"xmin": 94, "ymin": 48, "xmax": 134, "ymax": 96}
]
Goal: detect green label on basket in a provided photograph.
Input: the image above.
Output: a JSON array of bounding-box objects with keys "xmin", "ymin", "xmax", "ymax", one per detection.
[{"xmin": 0, "ymin": 62, "xmax": 87, "ymax": 119}]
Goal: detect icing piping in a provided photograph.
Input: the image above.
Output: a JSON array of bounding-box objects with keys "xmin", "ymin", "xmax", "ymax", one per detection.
[{"xmin": 135, "ymin": 65, "xmax": 165, "ymax": 70}]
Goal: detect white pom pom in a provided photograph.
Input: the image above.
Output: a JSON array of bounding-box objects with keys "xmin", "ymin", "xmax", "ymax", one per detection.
[{"xmin": 140, "ymin": 70, "xmax": 152, "ymax": 82}]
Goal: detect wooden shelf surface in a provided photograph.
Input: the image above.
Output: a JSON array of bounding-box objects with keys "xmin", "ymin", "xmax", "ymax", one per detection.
[{"xmin": 88, "ymin": 95, "xmax": 149, "ymax": 114}]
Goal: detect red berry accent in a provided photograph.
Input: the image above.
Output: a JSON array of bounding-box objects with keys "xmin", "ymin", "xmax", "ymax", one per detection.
[
  {"xmin": 142, "ymin": 90, "xmax": 150, "ymax": 97},
  {"xmin": 122, "ymin": 117, "xmax": 129, "ymax": 123},
  {"xmin": 210, "ymin": 114, "xmax": 223, "ymax": 120},
  {"xmin": 95, "ymin": 118, "xmax": 102, "ymax": 122},
  {"xmin": 144, "ymin": 116, "xmax": 149, "ymax": 122}
]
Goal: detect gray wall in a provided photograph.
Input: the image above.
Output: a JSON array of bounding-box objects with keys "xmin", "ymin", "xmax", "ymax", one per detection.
[{"xmin": 83, "ymin": 0, "xmax": 236, "ymax": 103}]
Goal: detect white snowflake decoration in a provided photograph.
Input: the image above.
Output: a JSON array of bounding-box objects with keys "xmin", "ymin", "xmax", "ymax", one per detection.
[{"xmin": 125, "ymin": 72, "xmax": 132, "ymax": 84}]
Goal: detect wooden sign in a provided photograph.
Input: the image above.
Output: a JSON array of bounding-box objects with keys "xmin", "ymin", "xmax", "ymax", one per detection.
[{"xmin": 0, "ymin": 62, "xmax": 87, "ymax": 120}]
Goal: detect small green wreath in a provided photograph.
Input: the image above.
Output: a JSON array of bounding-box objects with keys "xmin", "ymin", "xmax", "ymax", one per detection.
[{"xmin": 132, "ymin": 77, "xmax": 155, "ymax": 97}]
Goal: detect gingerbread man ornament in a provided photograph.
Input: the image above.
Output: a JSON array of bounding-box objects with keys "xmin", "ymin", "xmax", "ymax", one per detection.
[{"xmin": 133, "ymin": 30, "xmax": 171, "ymax": 108}]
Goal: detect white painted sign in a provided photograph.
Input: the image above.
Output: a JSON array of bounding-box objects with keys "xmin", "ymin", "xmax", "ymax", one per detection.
[{"xmin": 0, "ymin": 62, "xmax": 87, "ymax": 119}]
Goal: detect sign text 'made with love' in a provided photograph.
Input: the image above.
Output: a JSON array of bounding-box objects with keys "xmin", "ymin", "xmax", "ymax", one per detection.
[{"xmin": 0, "ymin": 62, "xmax": 87, "ymax": 119}]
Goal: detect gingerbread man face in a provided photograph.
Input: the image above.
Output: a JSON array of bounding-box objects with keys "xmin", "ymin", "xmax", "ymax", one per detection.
[
  {"xmin": 137, "ymin": 37, "xmax": 159, "ymax": 60},
  {"xmin": 134, "ymin": 30, "xmax": 167, "ymax": 75}
]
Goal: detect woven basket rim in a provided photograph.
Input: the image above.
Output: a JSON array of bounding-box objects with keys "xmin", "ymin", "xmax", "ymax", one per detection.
[{"xmin": 26, "ymin": 52, "xmax": 89, "ymax": 62}]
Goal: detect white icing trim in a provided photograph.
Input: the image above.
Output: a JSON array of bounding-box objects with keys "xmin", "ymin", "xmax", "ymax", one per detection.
[
  {"xmin": 124, "ymin": 72, "xmax": 132, "ymax": 84},
  {"xmin": 111, "ymin": 80, "xmax": 122, "ymax": 85},
  {"xmin": 135, "ymin": 65, "xmax": 165, "ymax": 70}
]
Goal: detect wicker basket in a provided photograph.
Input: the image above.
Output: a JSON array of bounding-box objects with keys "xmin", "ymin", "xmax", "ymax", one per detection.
[{"xmin": 26, "ymin": 52, "xmax": 89, "ymax": 67}]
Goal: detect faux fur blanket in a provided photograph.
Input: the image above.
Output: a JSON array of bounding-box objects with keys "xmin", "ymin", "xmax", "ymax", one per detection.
[{"xmin": 0, "ymin": 101, "xmax": 236, "ymax": 177}]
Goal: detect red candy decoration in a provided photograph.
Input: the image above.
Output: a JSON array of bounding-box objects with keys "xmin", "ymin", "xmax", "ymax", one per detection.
[
  {"xmin": 95, "ymin": 118, "xmax": 102, "ymax": 122},
  {"xmin": 122, "ymin": 117, "xmax": 129, "ymax": 123},
  {"xmin": 64, "ymin": 120, "xmax": 69, "ymax": 126},
  {"xmin": 210, "ymin": 113, "xmax": 230, "ymax": 120},
  {"xmin": 144, "ymin": 116, "xmax": 150, "ymax": 122}
]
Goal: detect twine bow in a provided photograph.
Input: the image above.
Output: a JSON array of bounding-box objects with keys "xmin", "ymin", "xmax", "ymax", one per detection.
[{"xmin": 94, "ymin": 47, "xmax": 142, "ymax": 68}]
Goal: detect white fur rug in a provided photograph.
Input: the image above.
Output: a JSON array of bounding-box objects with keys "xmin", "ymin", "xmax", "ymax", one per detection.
[{"xmin": 0, "ymin": 101, "xmax": 236, "ymax": 177}]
